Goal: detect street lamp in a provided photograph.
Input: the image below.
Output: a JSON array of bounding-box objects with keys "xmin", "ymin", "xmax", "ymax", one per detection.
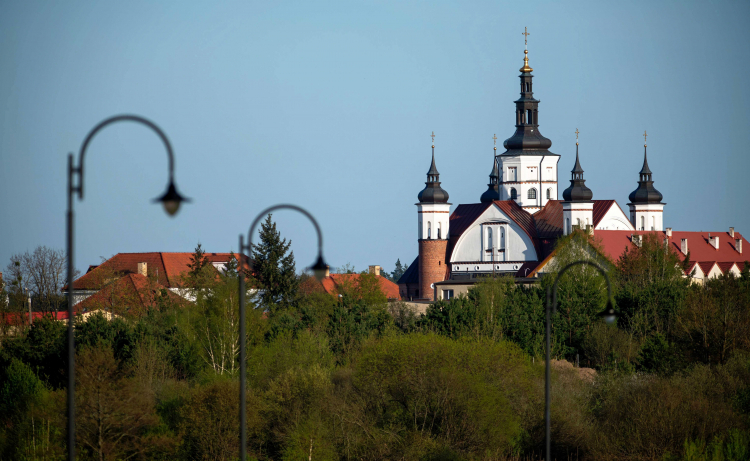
[
  {"xmin": 236, "ymin": 204, "xmax": 328, "ymax": 460},
  {"xmin": 65, "ymin": 115, "xmax": 189, "ymax": 460},
  {"xmin": 545, "ymin": 260, "xmax": 617, "ymax": 461}
]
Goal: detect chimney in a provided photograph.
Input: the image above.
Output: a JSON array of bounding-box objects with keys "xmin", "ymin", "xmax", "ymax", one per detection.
[
  {"xmin": 681, "ymin": 238, "xmax": 688, "ymax": 255},
  {"xmin": 666, "ymin": 228, "xmax": 672, "ymax": 237},
  {"xmin": 729, "ymin": 227, "xmax": 735, "ymax": 238},
  {"xmin": 736, "ymin": 239, "xmax": 743, "ymax": 254},
  {"xmin": 368, "ymin": 265, "xmax": 381, "ymax": 276},
  {"xmin": 709, "ymin": 235, "xmax": 719, "ymax": 250},
  {"xmin": 137, "ymin": 262, "xmax": 148, "ymax": 276},
  {"xmin": 632, "ymin": 235, "xmax": 642, "ymax": 248}
]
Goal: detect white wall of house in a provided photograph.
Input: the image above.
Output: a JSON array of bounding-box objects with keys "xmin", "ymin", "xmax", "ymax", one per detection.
[{"xmin": 595, "ymin": 204, "xmax": 635, "ymax": 231}]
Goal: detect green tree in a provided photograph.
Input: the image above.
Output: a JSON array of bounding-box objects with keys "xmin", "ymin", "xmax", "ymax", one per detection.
[
  {"xmin": 252, "ymin": 214, "xmax": 299, "ymax": 311},
  {"xmin": 390, "ymin": 258, "xmax": 409, "ymax": 282},
  {"xmin": 187, "ymin": 242, "xmax": 213, "ymax": 290}
]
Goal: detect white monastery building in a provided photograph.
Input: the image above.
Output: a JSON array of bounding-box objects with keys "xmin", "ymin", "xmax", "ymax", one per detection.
[{"xmin": 397, "ymin": 42, "xmax": 748, "ymax": 301}]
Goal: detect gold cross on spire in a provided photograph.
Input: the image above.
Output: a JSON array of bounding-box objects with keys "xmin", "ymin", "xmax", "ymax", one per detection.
[
  {"xmin": 575, "ymin": 128, "xmax": 579, "ymax": 145},
  {"xmin": 522, "ymin": 27, "xmax": 530, "ymax": 47},
  {"xmin": 431, "ymin": 131, "xmax": 435, "ymax": 146},
  {"xmin": 643, "ymin": 130, "xmax": 647, "ymax": 146},
  {"xmin": 493, "ymin": 134, "xmax": 497, "ymax": 146}
]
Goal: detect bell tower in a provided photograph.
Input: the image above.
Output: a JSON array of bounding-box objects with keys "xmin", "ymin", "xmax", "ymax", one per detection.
[
  {"xmin": 561, "ymin": 131, "xmax": 594, "ymax": 235},
  {"xmin": 417, "ymin": 133, "xmax": 450, "ymax": 300},
  {"xmin": 628, "ymin": 131, "xmax": 665, "ymax": 231},
  {"xmin": 496, "ymin": 28, "xmax": 559, "ymax": 213}
]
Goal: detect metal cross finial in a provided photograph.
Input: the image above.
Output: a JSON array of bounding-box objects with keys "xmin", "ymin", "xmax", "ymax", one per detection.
[
  {"xmin": 643, "ymin": 130, "xmax": 647, "ymax": 146},
  {"xmin": 493, "ymin": 133, "xmax": 497, "ymax": 146},
  {"xmin": 522, "ymin": 27, "xmax": 530, "ymax": 47},
  {"xmin": 575, "ymin": 128, "xmax": 579, "ymax": 142},
  {"xmin": 431, "ymin": 131, "xmax": 435, "ymax": 144}
]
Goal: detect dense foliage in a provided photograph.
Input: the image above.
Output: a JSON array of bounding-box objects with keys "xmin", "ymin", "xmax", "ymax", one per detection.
[{"xmin": 1, "ymin": 230, "xmax": 749, "ymax": 460}]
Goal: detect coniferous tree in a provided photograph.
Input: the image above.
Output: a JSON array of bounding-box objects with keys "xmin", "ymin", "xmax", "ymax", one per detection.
[
  {"xmin": 252, "ymin": 214, "xmax": 299, "ymax": 311},
  {"xmin": 390, "ymin": 258, "xmax": 409, "ymax": 282},
  {"xmin": 187, "ymin": 243, "xmax": 212, "ymax": 289}
]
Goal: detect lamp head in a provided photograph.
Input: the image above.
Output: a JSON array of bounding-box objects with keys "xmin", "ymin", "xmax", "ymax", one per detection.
[
  {"xmin": 598, "ymin": 300, "xmax": 618, "ymax": 325},
  {"xmin": 153, "ymin": 180, "xmax": 190, "ymax": 216},
  {"xmin": 310, "ymin": 254, "xmax": 329, "ymax": 282}
]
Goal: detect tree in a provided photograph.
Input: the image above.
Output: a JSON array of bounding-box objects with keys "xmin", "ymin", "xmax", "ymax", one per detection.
[
  {"xmin": 252, "ymin": 214, "xmax": 299, "ymax": 311},
  {"xmin": 187, "ymin": 243, "xmax": 213, "ymax": 290},
  {"xmin": 390, "ymin": 258, "xmax": 409, "ymax": 282},
  {"xmin": 5, "ymin": 246, "xmax": 76, "ymax": 316}
]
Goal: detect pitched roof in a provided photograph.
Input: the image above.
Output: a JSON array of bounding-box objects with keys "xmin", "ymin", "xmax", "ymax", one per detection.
[
  {"xmin": 397, "ymin": 256, "xmax": 419, "ymax": 285},
  {"xmin": 67, "ymin": 252, "xmax": 249, "ymax": 290},
  {"xmin": 320, "ymin": 273, "xmax": 401, "ymax": 300},
  {"xmin": 592, "ymin": 200, "xmax": 618, "ymax": 227},
  {"xmin": 533, "ymin": 200, "xmax": 563, "ymax": 239},
  {"xmin": 595, "ymin": 230, "xmax": 749, "ymax": 272},
  {"xmin": 77, "ymin": 273, "xmax": 187, "ymax": 315}
]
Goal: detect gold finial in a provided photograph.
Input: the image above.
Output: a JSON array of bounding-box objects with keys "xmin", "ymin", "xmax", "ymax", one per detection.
[
  {"xmin": 431, "ymin": 131, "xmax": 435, "ymax": 147},
  {"xmin": 519, "ymin": 27, "xmax": 533, "ymax": 72},
  {"xmin": 643, "ymin": 130, "xmax": 647, "ymax": 147},
  {"xmin": 575, "ymin": 128, "xmax": 579, "ymax": 145}
]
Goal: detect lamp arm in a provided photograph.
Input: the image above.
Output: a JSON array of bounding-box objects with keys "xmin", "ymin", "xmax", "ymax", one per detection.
[
  {"xmin": 74, "ymin": 115, "xmax": 175, "ymax": 199},
  {"xmin": 244, "ymin": 204, "xmax": 324, "ymax": 259}
]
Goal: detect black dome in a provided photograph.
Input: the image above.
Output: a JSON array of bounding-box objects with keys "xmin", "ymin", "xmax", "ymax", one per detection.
[
  {"xmin": 418, "ymin": 148, "xmax": 450, "ymax": 204},
  {"xmin": 562, "ymin": 147, "xmax": 593, "ymax": 202},
  {"xmin": 628, "ymin": 147, "xmax": 663, "ymax": 204}
]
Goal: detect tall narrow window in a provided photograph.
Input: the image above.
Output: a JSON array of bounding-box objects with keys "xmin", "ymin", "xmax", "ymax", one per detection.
[
  {"xmin": 528, "ymin": 188, "xmax": 537, "ymax": 199},
  {"xmin": 487, "ymin": 227, "xmax": 493, "ymax": 254},
  {"xmin": 527, "ymin": 109, "xmax": 533, "ymax": 124},
  {"xmin": 437, "ymin": 222, "xmax": 442, "ymax": 239},
  {"xmin": 428, "ymin": 222, "xmax": 432, "ymax": 239},
  {"xmin": 546, "ymin": 188, "xmax": 552, "ymax": 199},
  {"xmin": 510, "ymin": 188, "xmax": 517, "ymax": 200},
  {"xmin": 566, "ymin": 218, "xmax": 570, "ymax": 234},
  {"xmin": 651, "ymin": 216, "xmax": 655, "ymax": 231},
  {"xmin": 641, "ymin": 216, "xmax": 645, "ymax": 231},
  {"xmin": 500, "ymin": 228, "xmax": 505, "ymax": 249}
]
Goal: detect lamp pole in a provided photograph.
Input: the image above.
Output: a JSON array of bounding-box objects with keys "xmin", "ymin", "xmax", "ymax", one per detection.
[
  {"xmin": 236, "ymin": 204, "xmax": 328, "ymax": 460},
  {"xmin": 65, "ymin": 115, "xmax": 189, "ymax": 460},
  {"xmin": 545, "ymin": 260, "xmax": 617, "ymax": 461}
]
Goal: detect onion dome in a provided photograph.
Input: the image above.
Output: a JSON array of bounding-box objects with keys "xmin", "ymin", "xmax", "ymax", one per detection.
[
  {"xmin": 480, "ymin": 148, "xmax": 501, "ymax": 203},
  {"xmin": 499, "ymin": 39, "xmax": 556, "ymax": 156},
  {"xmin": 562, "ymin": 142, "xmax": 593, "ymax": 201},
  {"xmin": 418, "ymin": 145, "xmax": 450, "ymax": 203},
  {"xmin": 628, "ymin": 144, "xmax": 663, "ymax": 204}
]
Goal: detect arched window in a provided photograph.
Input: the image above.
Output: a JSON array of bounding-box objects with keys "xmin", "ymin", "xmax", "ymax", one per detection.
[
  {"xmin": 488, "ymin": 227, "xmax": 493, "ymax": 251},
  {"xmin": 640, "ymin": 216, "xmax": 645, "ymax": 231},
  {"xmin": 437, "ymin": 222, "xmax": 442, "ymax": 239},
  {"xmin": 500, "ymin": 227, "xmax": 505, "ymax": 249},
  {"xmin": 566, "ymin": 218, "xmax": 570, "ymax": 234},
  {"xmin": 546, "ymin": 188, "xmax": 552, "ymax": 199},
  {"xmin": 651, "ymin": 216, "xmax": 655, "ymax": 231},
  {"xmin": 528, "ymin": 188, "xmax": 537, "ymax": 199},
  {"xmin": 527, "ymin": 109, "xmax": 533, "ymax": 125},
  {"xmin": 427, "ymin": 221, "xmax": 432, "ymax": 239},
  {"xmin": 510, "ymin": 188, "xmax": 517, "ymax": 200},
  {"xmin": 577, "ymin": 218, "xmax": 582, "ymax": 228}
]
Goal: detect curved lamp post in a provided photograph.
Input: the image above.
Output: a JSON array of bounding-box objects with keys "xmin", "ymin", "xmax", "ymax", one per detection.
[
  {"xmin": 545, "ymin": 260, "xmax": 617, "ymax": 461},
  {"xmin": 236, "ymin": 204, "xmax": 328, "ymax": 460},
  {"xmin": 66, "ymin": 115, "xmax": 189, "ymax": 460}
]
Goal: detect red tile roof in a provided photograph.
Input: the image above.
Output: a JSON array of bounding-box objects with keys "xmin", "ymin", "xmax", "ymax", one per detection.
[
  {"xmin": 320, "ymin": 273, "xmax": 401, "ymax": 300},
  {"xmin": 67, "ymin": 252, "xmax": 249, "ymax": 290},
  {"xmin": 595, "ymin": 230, "xmax": 749, "ymax": 275},
  {"xmin": 533, "ymin": 200, "xmax": 563, "ymax": 239},
  {"xmin": 77, "ymin": 273, "xmax": 187, "ymax": 315},
  {"xmin": 592, "ymin": 200, "xmax": 618, "ymax": 227}
]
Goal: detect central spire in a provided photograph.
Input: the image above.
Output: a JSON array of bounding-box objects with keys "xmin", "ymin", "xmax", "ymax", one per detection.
[{"xmin": 500, "ymin": 27, "xmax": 553, "ymax": 154}]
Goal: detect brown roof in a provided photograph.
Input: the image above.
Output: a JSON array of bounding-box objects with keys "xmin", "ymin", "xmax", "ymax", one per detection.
[
  {"xmin": 67, "ymin": 252, "xmax": 249, "ymax": 290},
  {"xmin": 77, "ymin": 273, "xmax": 187, "ymax": 316},
  {"xmin": 320, "ymin": 273, "xmax": 401, "ymax": 300}
]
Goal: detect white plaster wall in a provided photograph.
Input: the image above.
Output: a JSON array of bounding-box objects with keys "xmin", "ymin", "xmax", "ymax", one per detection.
[
  {"xmin": 450, "ymin": 204, "xmax": 538, "ymax": 263},
  {"xmin": 629, "ymin": 203, "xmax": 664, "ymax": 231},
  {"xmin": 498, "ymin": 155, "xmax": 558, "ymax": 211},
  {"xmin": 418, "ymin": 203, "xmax": 451, "ymax": 240},
  {"xmin": 595, "ymin": 205, "xmax": 635, "ymax": 231},
  {"xmin": 562, "ymin": 202, "xmax": 593, "ymax": 235}
]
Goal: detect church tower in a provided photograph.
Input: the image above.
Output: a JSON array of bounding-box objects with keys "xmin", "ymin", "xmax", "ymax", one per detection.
[
  {"xmin": 496, "ymin": 28, "xmax": 560, "ymax": 213},
  {"xmin": 480, "ymin": 143, "xmax": 501, "ymax": 203},
  {"xmin": 628, "ymin": 132, "xmax": 665, "ymax": 231},
  {"xmin": 417, "ymin": 137, "xmax": 450, "ymax": 300},
  {"xmin": 561, "ymin": 132, "xmax": 594, "ymax": 235}
]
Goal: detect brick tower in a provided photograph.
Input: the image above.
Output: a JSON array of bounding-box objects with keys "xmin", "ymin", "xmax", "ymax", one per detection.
[{"xmin": 417, "ymin": 137, "xmax": 450, "ymax": 300}]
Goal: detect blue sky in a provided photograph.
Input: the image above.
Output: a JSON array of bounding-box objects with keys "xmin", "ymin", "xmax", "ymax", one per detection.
[{"xmin": 1, "ymin": 0, "xmax": 749, "ymax": 277}]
